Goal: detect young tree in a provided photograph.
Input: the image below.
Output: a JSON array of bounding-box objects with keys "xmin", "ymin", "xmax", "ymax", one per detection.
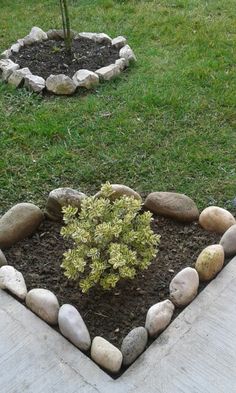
[{"xmin": 59, "ymin": 0, "xmax": 72, "ymax": 53}]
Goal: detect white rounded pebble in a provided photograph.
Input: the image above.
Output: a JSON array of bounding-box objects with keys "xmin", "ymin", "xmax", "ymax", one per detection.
[
  {"xmin": 145, "ymin": 300, "xmax": 175, "ymax": 337},
  {"xmin": 0, "ymin": 265, "xmax": 27, "ymax": 299},
  {"xmin": 91, "ymin": 336, "xmax": 123, "ymax": 373},
  {"xmin": 199, "ymin": 206, "xmax": 236, "ymax": 234},
  {"xmin": 58, "ymin": 304, "xmax": 91, "ymax": 351},
  {"xmin": 169, "ymin": 267, "xmax": 199, "ymax": 307},
  {"xmin": 26, "ymin": 288, "xmax": 59, "ymax": 325}
]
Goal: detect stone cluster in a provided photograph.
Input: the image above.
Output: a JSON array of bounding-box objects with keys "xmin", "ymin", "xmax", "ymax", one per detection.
[
  {"xmin": 0, "ymin": 27, "xmax": 137, "ymax": 96},
  {"xmin": 0, "ymin": 184, "xmax": 235, "ymax": 374}
]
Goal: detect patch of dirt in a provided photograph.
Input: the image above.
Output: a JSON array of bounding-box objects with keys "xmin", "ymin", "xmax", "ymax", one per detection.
[
  {"xmin": 10, "ymin": 37, "xmax": 120, "ymax": 80},
  {"xmin": 4, "ymin": 215, "xmax": 221, "ymax": 352}
]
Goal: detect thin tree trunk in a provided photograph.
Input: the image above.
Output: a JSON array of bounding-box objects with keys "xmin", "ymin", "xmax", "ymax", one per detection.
[
  {"xmin": 59, "ymin": 0, "xmax": 66, "ymax": 42},
  {"xmin": 62, "ymin": 0, "xmax": 72, "ymax": 53}
]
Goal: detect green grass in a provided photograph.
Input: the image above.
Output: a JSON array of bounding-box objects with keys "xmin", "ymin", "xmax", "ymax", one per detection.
[{"xmin": 0, "ymin": 0, "xmax": 235, "ymax": 214}]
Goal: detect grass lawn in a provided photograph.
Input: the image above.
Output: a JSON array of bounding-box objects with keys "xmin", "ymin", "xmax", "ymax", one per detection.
[{"xmin": 0, "ymin": 0, "xmax": 235, "ymax": 215}]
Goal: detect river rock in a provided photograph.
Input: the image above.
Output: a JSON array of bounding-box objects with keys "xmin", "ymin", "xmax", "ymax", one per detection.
[
  {"xmin": 0, "ymin": 59, "xmax": 19, "ymax": 81},
  {"xmin": 95, "ymin": 184, "xmax": 141, "ymax": 201},
  {"xmin": 145, "ymin": 300, "xmax": 175, "ymax": 337},
  {"xmin": 58, "ymin": 304, "xmax": 91, "ymax": 351},
  {"xmin": 46, "ymin": 74, "xmax": 76, "ymax": 95},
  {"xmin": 112, "ymin": 36, "xmax": 127, "ymax": 49},
  {"xmin": 220, "ymin": 224, "xmax": 236, "ymax": 256},
  {"xmin": 72, "ymin": 69, "xmax": 99, "ymax": 89},
  {"xmin": 79, "ymin": 32, "xmax": 112, "ymax": 44},
  {"xmin": 26, "ymin": 288, "xmax": 59, "ymax": 325},
  {"xmin": 119, "ymin": 44, "xmax": 137, "ymax": 63},
  {"xmin": 91, "ymin": 336, "xmax": 123, "ymax": 373},
  {"xmin": 8, "ymin": 67, "xmax": 32, "ymax": 87},
  {"xmin": 45, "ymin": 188, "xmax": 87, "ymax": 221},
  {"xmin": 24, "ymin": 74, "xmax": 46, "ymax": 92},
  {"xmin": 144, "ymin": 192, "xmax": 199, "ymax": 222},
  {"xmin": 199, "ymin": 206, "xmax": 236, "ymax": 234},
  {"xmin": 96, "ymin": 64, "xmax": 121, "ymax": 81},
  {"xmin": 121, "ymin": 327, "xmax": 148, "ymax": 366},
  {"xmin": 0, "ymin": 266, "xmax": 27, "ymax": 299},
  {"xmin": 195, "ymin": 245, "xmax": 224, "ymax": 281},
  {"xmin": 0, "ymin": 250, "xmax": 7, "ymax": 266},
  {"xmin": 169, "ymin": 267, "xmax": 199, "ymax": 306},
  {"xmin": 0, "ymin": 203, "xmax": 44, "ymax": 249}
]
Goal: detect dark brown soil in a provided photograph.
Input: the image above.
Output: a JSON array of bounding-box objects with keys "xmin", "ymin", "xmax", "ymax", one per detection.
[
  {"xmin": 4, "ymin": 215, "xmax": 221, "ymax": 351},
  {"xmin": 10, "ymin": 37, "xmax": 120, "ymax": 80}
]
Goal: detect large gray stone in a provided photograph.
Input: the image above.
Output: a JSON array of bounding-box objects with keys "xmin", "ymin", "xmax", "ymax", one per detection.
[
  {"xmin": 96, "ymin": 64, "xmax": 121, "ymax": 81},
  {"xmin": 72, "ymin": 69, "xmax": 99, "ymax": 89},
  {"xmin": 0, "ymin": 59, "xmax": 19, "ymax": 81},
  {"xmin": 58, "ymin": 304, "xmax": 91, "ymax": 351},
  {"xmin": 24, "ymin": 74, "xmax": 46, "ymax": 92},
  {"xmin": 121, "ymin": 327, "xmax": 148, "ymax": 366},
  {"xmin": 144, "ymin": 192, "xmax": 199, "ymax": 222},
  {"xmin": 220, "ymin": 224, "xmax": 236, "ymax": 256},
  {"xmin": 79, "ymin": 32, "xmax": 112, "ymax": 44},
  {"xmin": 45, "ymin": 187, "xmax": 87, "ymax": 221},
  {"xmin": 91, "ymin": 336, "xmax": 123, "ymax": 373},
  {"xmin": 23, "ymin": 26, "xmax": 47, "ymax": 45},
  {"xmin": 0, "ymin": 265, "xmax": 27, "ymax": 299},
  {"xmin": 169, "ymin": 267, "xmax": 199, "ymax": 307},
  {"xmin": 8, "ymin": 67, "xmax": 32, "ymax": 87},
  {"xmin": 0, "ymin": 203, "xmax": 44, "ymax": 249},
  {"xmin": 26, "ymin": 288, "xmax": 59, "ymax": 325},
  {"xmin": 46, "ymin": 74, "xmax": 76, "ymax": 95},
  {"xmin": 199, "ymin": 206, "xmax": 236, "ymax": 234},
  {"xmin": 119, "ymin": 44, "xmax": 137, "ymax": 63},
  {"xmin": 145, "ymin": 299, "xmax": 175, "ymax": 337},
  {"xmin": 112, "ymin": 36, "xmax": 127, "ymax": 49}
]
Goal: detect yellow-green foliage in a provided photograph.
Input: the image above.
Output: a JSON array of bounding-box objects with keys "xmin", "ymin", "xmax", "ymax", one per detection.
[{"xmin": 61, "ymin": 182, "xmax": 160, "ymax": 293}]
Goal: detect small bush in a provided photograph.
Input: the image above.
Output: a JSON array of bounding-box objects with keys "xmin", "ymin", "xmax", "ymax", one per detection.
[{"xmin": 61, "ymin": 182, "xmax": 160, "ymax": 293}]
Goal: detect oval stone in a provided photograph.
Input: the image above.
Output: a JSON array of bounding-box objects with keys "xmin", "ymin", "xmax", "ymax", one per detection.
[
  {"xmin": 145, "ymin": 300, "xmax": 175, "ymax": 337},
  {"xmin": 46, "ymin": 74, "xmax": 76, "ymax": 95},
  {"xmin": 144, "ymin": 192, "xmax": 199, "ymax": 222},
  {"xmin": 220, "ymin": 224, "xmax": 236, "ymax": 257},
  {"xmin": 0, "ymin": 249, "xmax": 7, "ymax": 266},
  {"xmin": 169, "ymin": 267, "xmax": 199, "ymax": 307},
  {"xmin": 26, "ymin": 288, "xmax": 59, "ymax": 325},
  {"xmin": 199, "ymin": 206, "xmax": 236, "ymax": 234},
  {"xmin": 58, "ymin": 304, "xmax": 91, "ymax": 351},
  {"xmin": 0, "ymin": 203, "xmax": 44, "ymax": 249},
  {"xmin": 45, "ymin": 187, "xmax": 87, "ymax": 221},
  {"xmin": 91, "ymin": 336, "xmax": 123, "ymax": 373},
  {"xmin": 95, "ymin": 184, "xmax": 141, "ymax": 201},
  {"xmin": 121, "ymin": 327, "xmax": 148, "ymax": 366},
  {"xmin": 0, "ymin": 265, "xmax": 27, "ymax": 299},
  {"xmin": 195, "ymin": 245, "xmax": 224, "ymax": 281}
]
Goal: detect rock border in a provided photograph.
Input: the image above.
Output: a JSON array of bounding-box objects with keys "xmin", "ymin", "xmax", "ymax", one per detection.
[
  {"xmin": 0, "ymin": 185, "xmax": 235, "ymax": 375},
  {"xmin": 0, "ymin": 27, "xmax": 136, "ymax": 95}
]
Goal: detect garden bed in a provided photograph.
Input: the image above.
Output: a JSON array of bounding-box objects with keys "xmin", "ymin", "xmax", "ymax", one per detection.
[{"xmin": 4, "ymin": 214, "xmax": 221, "ymax": 351}]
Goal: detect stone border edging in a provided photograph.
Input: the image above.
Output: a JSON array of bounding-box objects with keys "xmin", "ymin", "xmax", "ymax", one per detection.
[
  {"xmin": 0, "ymin": 185, "xmax": 235, "ymax": 375},
  {"xmin": 0, "ymin": 26, "xmax": 137, "ymax": 95}
]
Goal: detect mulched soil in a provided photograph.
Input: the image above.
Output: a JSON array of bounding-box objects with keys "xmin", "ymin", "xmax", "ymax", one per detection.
[
  {"xmin": 10, "ymin": 37, "xmax": 120, "ymax": 80},
  {"xmin": 4, "ymin": 215, "xmax": 221, "ymax": 354}
]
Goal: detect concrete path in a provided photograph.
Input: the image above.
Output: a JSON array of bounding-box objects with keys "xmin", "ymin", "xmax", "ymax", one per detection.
[{"xmin": 1, "ymin": 257, "xmax": 236, "ymax": 393}]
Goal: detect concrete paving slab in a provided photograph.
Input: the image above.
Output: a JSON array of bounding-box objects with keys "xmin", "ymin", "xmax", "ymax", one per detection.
[{"xmin": 0, "ymin": 257, "xmax": 236, "ymax": 393}]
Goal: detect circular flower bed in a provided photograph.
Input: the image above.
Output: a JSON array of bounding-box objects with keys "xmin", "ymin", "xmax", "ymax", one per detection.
[{"xmin": 0, "ymin": 27, "xmax": 137, "ymax": 95}]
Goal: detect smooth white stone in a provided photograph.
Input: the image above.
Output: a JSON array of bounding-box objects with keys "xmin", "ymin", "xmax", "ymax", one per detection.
[
  {"xmin": 72, "ymin": 69, "xmax": 99, "ymax": 89},
  {"xmin": 96, "ymin": 64, "xmax": 121, "ymax": 81},
  {"xmin": 79, "ymin": 32, "xmax": 112, "ymax": 44},
  {"xmin": 24, "ymin": 74, "xmax": 45, "ymax": 92},
  {"xmin": 91, "ymin": 336, "xmax": 123, "ymax": 373},
  {"xmin": 112, "ymin": 36, "xmax": 127, "ymax": 49},
  {"xmin": 0, "ymin": 265, "xmax": 27, "ymax": 299},
  {"xmin": 145, "ymin": 300, "xmax": 175, "ymax": 337},
  {"xmin": 46, "ymin": 74, "xmax": 76, "ymax": 95},
  {"xmin": 199, "ymin": 206, "xmax": 236, "ymax": 234},
  {"xmin": 8, "ymin": 67, "xmax": 32, "ymax": 87},
  {"xmin": 195, "ymin": 245, "xmax": 224, "ymax": 281},
  {"xmin": 58, "ymin": 304, "xmax": 91, "ymax": 351},
  {"xmin": 119, "ymin": 44, "xmax": 137, "ymax": 63},
  {"xmin": 26, "ymin": 288, "xmax": 59, "ymax": 325},
  {"xmin": 220, "ymin": 224, "xmax": 236, "ymax": 256},
  {"xmin": 169, "ymin": 267, "xmax": 199, "ymax": 307}
]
